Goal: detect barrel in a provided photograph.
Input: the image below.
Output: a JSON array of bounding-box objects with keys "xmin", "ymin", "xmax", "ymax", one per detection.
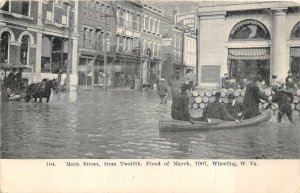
[
  {"xmin": 195, "ymin": 97, "xmax": 202, "ymax": 104},
  {"xmin": 192, "ymin": 91, "xmax": 198, "ymax": 97},
  {"xmin": 205, "ymin": 90, "xmax": 212, "ymax": 97},
  {"xmin": 234, "ymin": 90, "xmax": 240, "ymax": 97},
  {"xmin": 202, "ymin": 96, "xmax": 209, "ymax": 103},
  {"xmin": 198, "ymin": 109, "xmax": 203, "ymax": 117},
  {"xmin": 297, "ymin": 89, "xmax": 300, "ymax": 96},
  {"xmin": 189, "ymin": 97, "xmax": 195, "ymax": 104},
  {"xmin": 296, "ymin": 103, "xmax": 300, "ymax": 110},
  {"xmin": 293, "ymin": 110, "xmax": 300, "ymax": 116},
  {"xmin": 293, "ymin": 96, "xmax": 300, "ymax": 104},
  {"xmin": 199, "ymin": 103, "xmax": 206, "ymax": 109},
  {"xmin": 237, "ymin": 96, "xmax": 243, "ymax": 103},
  {"xmin": 271, "ymin": 103, "xmax": 279, "ymax": 110},
  {"xmin": 263, "ymin": 102, "xmax": 269, "ymax": 109},
  {"xmin": 222, "ymin": 97, "xmax": 229, "ymax": 104},
  {"xmin": 188, "ymin": 103, "xmax": 192, "ymax": 109},
  {"xmin": 264, "ymin": 88, "xmax": 272, "ymax": 96},
  {"xmin": 198, "ymin": 90, "xmax": 205, "ymax": 97},
  {"xmin": 187, "ymin": 91, "xmax": 193, "ymax": 98},
  {"xmin": 209, "ymin": 96, "xmax": 215, "ymax": 102},
  {"xmin": 192, "ymin": 103, "xmax": 199, "ymax": 109},
  {"xmin": 212, "ymin": 90, "xmax": 218, "ymax": 96}
]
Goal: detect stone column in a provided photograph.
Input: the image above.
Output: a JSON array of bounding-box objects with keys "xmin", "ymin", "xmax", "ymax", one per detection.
[
  {"xmin": 35, "ymin": 33, "xmax": 42, "ymax": 75},
  {"xmin": 271, "ymin": 8, "xmax": 287, "ymax": 83}
]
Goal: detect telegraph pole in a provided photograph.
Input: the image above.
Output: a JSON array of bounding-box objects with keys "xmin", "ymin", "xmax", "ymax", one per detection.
[
  {"xmin": 103, "ymin": 16, "xmax": 108, "ymax": 91},
  {"xmin": 65, "ymin": 2, "xmax": 72, "ymax": 92}
]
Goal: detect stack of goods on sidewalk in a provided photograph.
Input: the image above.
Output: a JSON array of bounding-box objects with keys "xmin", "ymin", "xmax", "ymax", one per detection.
[{"xmin": 188, "ymin": 88, "xmax": 300, "ymax": 118}]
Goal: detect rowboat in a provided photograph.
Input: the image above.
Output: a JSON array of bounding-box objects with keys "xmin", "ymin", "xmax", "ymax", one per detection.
[{"xmin": 159, "ymin": 111, "xmax": 271, "ymax": 132}]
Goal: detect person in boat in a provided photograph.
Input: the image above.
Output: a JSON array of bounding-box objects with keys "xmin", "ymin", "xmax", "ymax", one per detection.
[
  {"xmin": 171, "ymin": 82, "xmax": 194, "ymax": 123},
  {"xmin": 202, "ymin": 91, "xmax": 238, "ymax": 123},
  {"xmin": 269, "ymin": 86, "xmax": 294, "ymax": 124},
  {"xmin": 4, "ymin": 68, "xmax": 17, "ymax": 88},
  {"xmin": 285, "ymin": 71, "xmax": 298, "ymax": 93},
  {"xmin": 270, "ymin": 75, "xmax": 282, "ymax": 90},
  {"xmin": 14, "ymin": 68, "xmax": 24, "ymax": 91},
  {"xmin": 226, "ymin": 93, "xmax": 244, "ymax": 119},
  {"xmin": 242, "ymin": 75, "xmax": 269, "ymax": 119},
  {"xmin": 157, "ymin": 78, "xmax": 168, "ymax": 104}
]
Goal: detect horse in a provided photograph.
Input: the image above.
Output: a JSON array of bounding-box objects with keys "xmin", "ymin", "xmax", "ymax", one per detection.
[{"xmin": 24, "ymin": 79, "xmax": 58, "ymax": 103}]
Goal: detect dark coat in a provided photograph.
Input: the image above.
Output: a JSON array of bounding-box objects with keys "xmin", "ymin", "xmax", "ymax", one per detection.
[
  {"xmin": 203, "ymin": 100, "xmax": 235, "ymax": 121},
  {"xmin": 242, "ymin": 82, "xmax": 268, "ymax": 119},
  {"xmin": 157, "ymin": 82, "xmax": 168, "ymax": 96},
  {"xmin": 171, "ymin": 92, "xmax": 191, "ymax": 121},
  {"xmin": 226, "ymin": 100, "xmax": 244, "ymax": 119}
]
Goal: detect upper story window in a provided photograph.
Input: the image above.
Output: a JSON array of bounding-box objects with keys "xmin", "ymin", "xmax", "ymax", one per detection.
[
  {"xmin": 229, "ymin": 19, "xmax": 270, "ymax": 40},
  {"xmin": 0, "ymin": 31, "xmax": 10, "ymax": 63},
  {"xmin": 1, "ymin": 0, "xmax": 31, "ymax": 17},
  {"xmin": 291, "ymin": 21, "xmax": 300, "ymax": 39},
  {"xmin": 46, "ymin": 1, "xmax": 54, "ymax": 21}
]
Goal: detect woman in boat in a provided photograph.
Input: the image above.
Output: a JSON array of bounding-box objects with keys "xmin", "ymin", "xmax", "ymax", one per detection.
[
  {"xmin": 202, "ymin": 91, "xmax": 238, "ymax": 123},
  {"xmin": 171, "ymin": 82, "xmax": 194, "ymax": 123},
  {"xmin": 242, "ymin": 76, "xmax": 269, "ymax": 119}
]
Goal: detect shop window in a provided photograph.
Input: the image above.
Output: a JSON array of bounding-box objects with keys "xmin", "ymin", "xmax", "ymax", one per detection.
[
  {"xmin": 0, "ymin": 31, "xmax": 10, "ymax": 63},
  {"xmin": 229, "ymin": 19, "xmax": 270, "ymax": 40},
  {"xmin": 41, "ymin": 36, "xmax": 51, "ymax": 72},
  {"xmin": 20, "ymin": 35, "xmax": 30, "ymax": 65},
  {"xmin": 291, "ymin": 21, "xmax": 300, "ymax": 39}
]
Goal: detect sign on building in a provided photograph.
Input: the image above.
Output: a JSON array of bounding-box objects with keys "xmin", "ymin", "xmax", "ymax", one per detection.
[
  {"xmin": 201, "ymin": 65, "xmax": 220, "ymax": 83},
  {"xmin": 175, "ymin": 12, "xmax": 196, "ymax": 30}
]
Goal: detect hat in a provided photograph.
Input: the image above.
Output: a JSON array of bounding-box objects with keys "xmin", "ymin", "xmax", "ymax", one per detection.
[
  {"xmin": 272, "ymin": 75, "xmax": 278, "ymax": 79},
  {"xmin": 160, "ymin": 78, "xmax": 166, "ymax": 82},
  {"xmin": 227, "ymin": 92, "xmax": 235, "ymax": 99},
  {"xmin": 180, "ymin": 82, "xmax": 190, "ymax": 90}
]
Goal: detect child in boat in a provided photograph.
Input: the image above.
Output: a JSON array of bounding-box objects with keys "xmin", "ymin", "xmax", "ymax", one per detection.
[
  {"xmin": 271, "ymin": 86, "xmax": 294, "ymax": 124},
  {"xmin": 202, "ymin": 91, "xmax": 239, "ymax": 123},
  {"xmin": 226, "ymin": 93, "xmax": 244, "ymax": 119}
]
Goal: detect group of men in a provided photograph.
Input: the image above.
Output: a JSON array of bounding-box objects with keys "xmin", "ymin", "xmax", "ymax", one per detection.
[
  {"xmin": 3, "ymin": 68, "xmax": 24, "ymax": 92},
  {"xmin": 171, "ymin": 74, "xmax": 296, "ymax": 125}
]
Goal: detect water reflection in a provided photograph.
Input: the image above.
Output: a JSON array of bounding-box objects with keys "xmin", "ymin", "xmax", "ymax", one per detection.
[{"xmin": 1, "ymin": 90, "xmax": 300, "ymax": 159}]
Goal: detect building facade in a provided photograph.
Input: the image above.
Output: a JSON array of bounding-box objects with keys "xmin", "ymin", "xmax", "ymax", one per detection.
[
  {"xmin": 197, "ymin": 1, "xmax": 300, "ymax": 88},
  {"xmin": 0, "ymin": 0, "xmax": 78, "ymax": 90}
]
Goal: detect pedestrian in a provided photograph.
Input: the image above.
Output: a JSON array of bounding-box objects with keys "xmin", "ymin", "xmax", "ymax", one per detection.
[
  {"xmin": 270, "ymin": 86, "xmax": 294, "ymax": 124},
  {"xmin": 14, "ymin": 68, "xmax": 24, "ymax": 91},
  {"xmin": 157, "ymin": 78, "xmax": 168, "ymax": 104},
  {"xmin": 226, "ymin": 92, "xmax": 244, "ymax": 119},
  {"xmin": 242, "ymin": 75, "xmax": 269, "ymax": 119},
  {"xmin": 285, "ymin": 71, "xmax": 298, "ymax": 93},
  {"xmin": 171, "ymin": 82, "xmax": 194, "ymax": 123},
  {"xmin": 221, "ymin": 73, "xmax": 230, "ymax": 89},
  {"xmin": 202, "ymin": 91, "xmax": 238, "ymax": 123},
  {"xmin": 270, "ymin": 75, "xmax": 281, "ymax": 90},
  {"xmin": 4, "ymin": 68, "xmax": 17, "ymax": 88}
]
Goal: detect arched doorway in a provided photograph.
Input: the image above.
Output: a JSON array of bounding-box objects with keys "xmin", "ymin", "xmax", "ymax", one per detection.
[{"xmin": 228, "ymin": 19, "xmax": 271, "ymax": 85}]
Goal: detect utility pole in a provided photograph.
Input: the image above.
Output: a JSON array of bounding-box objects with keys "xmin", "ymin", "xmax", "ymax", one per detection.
[
  {"xmin": 195, "ymin": 28, "xmax": 199, "ymax": 86},
  {"xmin": 103, "ymin": 16, "xmax": 108, "ymax": 91},
  {"xmin": 65, "ymin": 2, "xmax": 72, "ymax": 92}
]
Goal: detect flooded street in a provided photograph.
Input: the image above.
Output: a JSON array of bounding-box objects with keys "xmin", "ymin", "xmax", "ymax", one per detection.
[{"xmin": 1, "ymin": 89, "xmax": 300, "ymax": 159}]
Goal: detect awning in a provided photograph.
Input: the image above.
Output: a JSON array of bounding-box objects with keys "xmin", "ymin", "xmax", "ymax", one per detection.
[
  {"xmin": 290, "ymin": 47, "xmax": 300, "ymax": 57},
  {"xmin": 228, "ymin": 48, "xmax": 270, "ymax": 60}
]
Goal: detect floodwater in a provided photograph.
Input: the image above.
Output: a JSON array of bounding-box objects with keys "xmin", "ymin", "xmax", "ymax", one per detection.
[{"xmin": 1, "ymin": 89, "xmax": 300, "ymax": 159}]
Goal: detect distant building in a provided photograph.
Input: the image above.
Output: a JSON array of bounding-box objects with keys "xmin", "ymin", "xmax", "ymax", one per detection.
[{"xmin": 197, "ymin": 1, "xmax": 300, "ymax": 88}]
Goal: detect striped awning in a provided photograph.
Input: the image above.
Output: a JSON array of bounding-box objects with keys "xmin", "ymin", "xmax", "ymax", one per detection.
[
  {"xmin": 228, "ymin": 48, "xmax": 270, "ymax": 60},
  {"xmin": 290, "ymin": 47, "xmax": 300, "ymax": 57}
]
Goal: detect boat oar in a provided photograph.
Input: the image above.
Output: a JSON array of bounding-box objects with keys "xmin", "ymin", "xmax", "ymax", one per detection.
[{"xmin": 264, "ymin": 101, "xmax": 296, "ymax": 125}]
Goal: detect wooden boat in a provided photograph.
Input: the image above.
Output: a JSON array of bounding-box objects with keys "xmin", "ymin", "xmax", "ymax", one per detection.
[{"xmin": 159, "ymin": 111, "xmax": 271, "ymax": 132}]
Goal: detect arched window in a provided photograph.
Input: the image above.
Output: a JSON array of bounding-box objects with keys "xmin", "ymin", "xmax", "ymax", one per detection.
[
  {"xmin": 291, "ymin": 21, "xmax": 300, "ymax": 39},
  {"xmin": 20, "ymin": 35, "xmax": 30, "ymax": 65},
  {"xmin": 1, "ymin": 31, "xmax": 10, "ymax": 63},
  {"xmin": 229, "ymin": 19, "xmax": 270, "ymax": 40}
]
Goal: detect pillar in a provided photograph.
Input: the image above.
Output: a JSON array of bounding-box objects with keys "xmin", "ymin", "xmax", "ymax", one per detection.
[
  {"xmin": 271, "ymin": 8, "xmax": 287, "ymax": 83},
  {"xmin": 70, "ymin": 0, "xmax": 79, "ymax": 90}
]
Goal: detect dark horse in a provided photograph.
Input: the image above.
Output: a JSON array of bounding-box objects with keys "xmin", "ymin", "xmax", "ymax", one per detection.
[{"xmin": 24, "ymin": 79, "xmax": 58, "ymax": 103}]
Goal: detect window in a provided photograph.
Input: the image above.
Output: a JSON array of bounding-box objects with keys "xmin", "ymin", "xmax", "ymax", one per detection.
[
  {"xmin": 291, "ymin": 21, "xmax": 300, "ymax": 39},
  {"xmin": 21, "ymin": 1, "xmax": 30, "ymax": 16},
  {"xmin": 61, "ymin": 3, "xmax": 68, "ymax": 25},
  {"xmin": 118, "ymin": 8, "xmax": 124, "ymax": 27},
  {"xmin": 1, "ymin": 1, "xmax": 30, "ymax": 16},
  {"xmin": 20, "ymin": 35, "xmax": 30, "ymax": 65},
  {"xmin": 1, "ymin": 1, "xmax": 10, "ymax": 11},
  {"xmin": 0, "ymin": 31, "xmax": 10, "ymax": 63},
  {"xmin": 46, "ymin": 1, "xmax": 54, "ymax": 21},
  {"xmin": 145, "ymin": 16, "xmax": 149, "ymax": 31},
  {"xmin": 229, "ymin": 19, "xmax": 270, "ymax": 40}
]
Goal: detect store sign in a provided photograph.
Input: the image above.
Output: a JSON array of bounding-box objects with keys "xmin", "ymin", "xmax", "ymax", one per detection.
[
  {"xmin": 201, "ymin": 65, "xmax": 220, "ymax": 83},
  {"xmin": 117, "ymin": 27, "xmax": 140, "ymax": 38},
  {"xmin": 162, "ymin": 38, "xmax": 172, "ymax": 46},
  {"xmin": 176, "ymin": 12, "xmax": 196, "ymax": 30}
]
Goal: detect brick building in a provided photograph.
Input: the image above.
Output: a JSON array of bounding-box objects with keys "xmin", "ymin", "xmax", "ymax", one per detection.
[{"xmin": 0, "ymin": 0, "xmax": 78, "ymax": 89}]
